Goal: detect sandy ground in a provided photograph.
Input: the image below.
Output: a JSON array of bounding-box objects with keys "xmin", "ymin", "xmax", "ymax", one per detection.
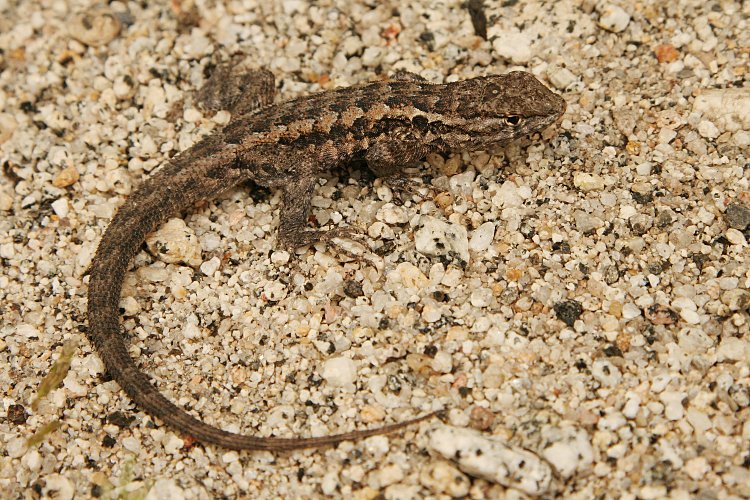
[{"xmin": 1, "ymin": 0, "xmax": 749, "ymax": 498}]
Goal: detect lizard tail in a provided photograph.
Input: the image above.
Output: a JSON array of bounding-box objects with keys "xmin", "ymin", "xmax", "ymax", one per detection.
[{"xmin": 87, "ymin": 142, "xmax": 435, "ymax": 451}]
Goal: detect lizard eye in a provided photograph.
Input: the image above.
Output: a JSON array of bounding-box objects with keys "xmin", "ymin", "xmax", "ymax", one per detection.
[{"xmin": 504, "ymin": 115, "xmax": 522, "ymax": 126}]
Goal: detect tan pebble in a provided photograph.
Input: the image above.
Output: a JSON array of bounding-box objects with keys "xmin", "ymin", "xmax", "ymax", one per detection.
[
  {"xmin": 434, "ymin": 191, "xmax": 454, "ymax": 209},
  {"xmin": 360, "ymin": 405, "xmax": 385, "ymax": 423},
  {"xmin": 439, "ymin": 155, "xmax": 462, "ymax": 176},
  {"xmin": 469, "ymin": 406, "xmax": 495, "ymax": 431},
  {"xmin": 506, "ymin": 268, "xmax": 523, "ymax": 281},
  {"xmin": 53, "ymin": 165, "xmax": 80, "ymax": 188},
  {"xmin": 69, "ymin": 6, "xmax": 122, "ymax": 47},
  {"xmin": 608, "ymin": 301, "xmax": 623, "ymax": 318},
  {"xmin": 654, "ymin": 44, "xmax": 680, "ymax": 63},
  {"xmin": 626, "ymin": 141, "xmax": 641, "ymax": 155},
  {"xmin": 231, "ymin": 366, "xmax": 247, "ymax": 385},
  {"xmin": 616, "ymin": 332, "xmax": 632, "ymax": 353}
]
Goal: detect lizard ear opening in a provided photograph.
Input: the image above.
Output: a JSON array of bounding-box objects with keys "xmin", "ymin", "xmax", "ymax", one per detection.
[{"xmin": 504, "ymin": 115, "xmax": 522, "ymax": 126}]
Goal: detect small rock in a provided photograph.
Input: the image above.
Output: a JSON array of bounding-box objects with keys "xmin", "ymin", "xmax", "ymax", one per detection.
[
  {"xmin": 716, "ymin": 337, "xmax": 750, "ymax": 362},
  {"xmin": 431, "ymin": 351, "xmax": 452, "ymax": 373},
  {"xmin": 145, "ymin": 218, "xmax": 202, "ymax": 267},
  {"xmin": 697, "ymin": 120, "xmax": 720, "ymax": 139},
  {"xmin": 378, "ymin": 203, "xmax": 410, "ymax": 225},
  {"xmin": 726, "ymin": 228, "xmax": 747, "ymax": 246},
  {"xmin": 721, "ymin": 289, "xmax": 750, "ymax": 311},
  {"xmin": 686, "ymin": 407, "xmax": 712, "ymax": 434},
  {"xmin": 679, "ymin": 308, "xmax": 701, "ymax": 325},
  {"xmin": 52, "ymin": 165, "xmax": 80, "ymax": 188},
  {"xmin": 6, "ymin": 436, "xmax": 28, "ymax": 458},
  {"xmin": 0, "ymin": 190, "xmax": 13, "ymax": 211},
  {"xmin": 68, "ymin": 5, "xmax": 122, "ymax": 46},
  {"xmin": 684, "ymin": 457, "xmax": 710, "ymax": 481},
  {"xmin": 597, "ymin": 4, "xmax": 631, "ymax": 33},
  {"xmin": 51, "ymin": 198, "xmax": 69, "ymax": 218},
  {"xmin": 395, "ymin": 262, "xmax": 429, "ymax": 289},
  {"xmin": 553, "ymin": 300, "xmax": 582, "ymax": 327},
  {"xmin": 548, "ymin": 67, "xmax": 576, "ymax": 90},
  {"xmin": 645, "ymin": 304, "xmax": 678, "ymax": 325},
  {"xmin": 660, "ymin": 391, "xmax": 686, "ymax": 420},
  {"xmin": 542, "ymin": 428, "xmax": 594, "ymax": 478},
  {"xmin": 321, "ymin": 357, "xmax": 357, "ymax": 389},
  {"xmin": 491, "ymin": 180, "xmax": 525, "ymax": 208},
  {"xmin": 693, "ymin": 87, "xmax": 750, "ymax": 132},
  {"xmin": 492, "ymin": 32, "xmax": 533, "ymax": 64},
  {"xmin": 654, "ymin": 44, "xmax": 680, "ymax": 63},
  {"xmin": 469, "ymin": 406, "xmax": 495, "ymax": 431},
  {"xmin": 573, "ymin": 172, "xmax": 605, "ymax": 191},
  {"xmin": 591, "ymin": 359, "xmax": 621, "ymax": 386},
  {"xmin": 469, "ymin": 222, "xmax": 495, "ymax": 252},
  {"xmin": 0, "ymin": 113, "xmax": 18, "ymax": 144},
  {"xmin": 419, "ymin": 461, "xmax": 470, "ymax": 498},
  {"xmin": 145, "ymin": 478, "xmax": 186, "ymax": 500},
  {"xmin": 41, "ymin": 475, "xmax": 75, "ymax": 500},
  {"xmin": 428, "ymin": 425, "xmax": 552, "ymax": 496},
  {"xmin": 374, "ymin": 463, "xmax": 404, "ymax": 488},
  {"xmin": 199, "ymin": 256, "xmax": 220, "ymax": 276},
  {"xmin": 415, "ymin": 216, "xmax": 470, "ymax": 265}
]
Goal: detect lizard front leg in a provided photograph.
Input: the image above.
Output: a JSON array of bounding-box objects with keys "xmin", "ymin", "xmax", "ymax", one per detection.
[{"xmin": 276, "ymin": 175, "xmax": 361, "ymax": 249}]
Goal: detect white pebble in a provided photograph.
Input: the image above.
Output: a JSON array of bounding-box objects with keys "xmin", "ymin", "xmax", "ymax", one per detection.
[
  {"xmin": 548, "ymin": 67, "xmax": 576, "ymax": 90},
  {"xmin": 573, "ymin": 172, "xmax": 605, "ymax": 191},
  {"xmin": 42, "ymin": 475, "xmax": 75, "ymax": 500},
  {"xmin": 623, "ymin": 395, "xmax": 641, "ymax": 419},
  {"xmin": 418, "ymin": 461, "xmax": 470, "ymax": 498},
  {"xmin": 199, "ymin": 256, "xmax": 221, "ymax": 275},
  {"xmin": 145, "ymin": 218, "xmax": 202, "ymax": 267},
  {"xmin": 321, "ymin": 357, "xmax": 357, "ymax": 389},
  {"xmin": 378, "ymin": 203, "xmax": 410, "ymax": 224},
  {"xmin": 686, "ymin": 407, "xmax": 712, "ymax": 433},
  {"xmin": 693, "ymin": 87, "xmax": 750, "ymax": 132},
  {"xmin": 144, "ymin": 479, "xmax": 186, "ymax": 500},
  {"xmin": 492, "ymin": 180, "xmax": 524, "ymax": 208},
  {"xmin": 414, "ymin": 216, "xmax": 469, "ymax": 264},
  {"xmin": 469, "ymin": 222, "xmax": 495, "ymax": 251},
  {"xmin": 6, "ymin": 436, "xmax": 28, "ymax": 458},
  {"xmin": 679, "ymin": 308, "xmax": 701, "ymax": 325},
  {"xmin": 660, "ymin": 391, "xmax": 686, "ymax": 420},
  {"xmin": 51, "ymin": 198, "xmax": 69, "ymax": 218},
  {"xmin": 421, "ymin": 302, "xmax": 443, "ymax": 323},
  {"xmin": 542, "ymin": 430, "xmax": 594, "ymax": 478},
  {"xmin": 716, "ymin": 337, "xmax": 750, "ymax": 362},
  {"xmin": 592, "ymin": 359, "xmax": 621, "ymax": 386},
  {"xmin": 0, "ymin": 189, "xmax": 13, "ymax": 211},
  {"xmin": 375, "ymin": 463, "xmax": 404, "ymax": 488},
  {"xmin": 429, "ymin": 426, "xmax": 552, "ymax": 495},
  {"xmin": 597, "ymin": 4, "xmax": 631, "ymax": 33},
  {"xmin": 697, "ymin": 120, "xmax": 720, "ymax": 139},
  {"xmin": 431, "ymin": 351, "xmax": 453, "ymax": 373},
  {"xmin": 726, "ymin": 228, "xmax": 747, "ymax": 246},
  {"xmin": 492, "ymin": 32, "xmax": 533, "ymax": 64},
  {"xmin": 658, "ymin": 127, "xmax": 677, "ymax": 144},
  {"xmin": 621, "ymin": 302, "xmax": 641, "ymax": 320},
  {"xmin": 684, "ymin": 457, "xmax": 710, "ymax": 481}
]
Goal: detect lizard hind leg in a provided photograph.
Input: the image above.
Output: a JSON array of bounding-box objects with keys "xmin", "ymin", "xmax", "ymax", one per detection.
[{"xmin": 196, "ymin": 59, "xmax": 276, "ymax": 117}]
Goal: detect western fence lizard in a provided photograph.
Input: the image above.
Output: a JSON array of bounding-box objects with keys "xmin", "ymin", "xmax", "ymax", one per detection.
[{"xmin": 86, "ymin": 67, "xmax": 566, "ymax": 451}]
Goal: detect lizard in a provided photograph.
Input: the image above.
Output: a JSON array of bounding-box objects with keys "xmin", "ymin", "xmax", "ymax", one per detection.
[{"xmin": 86, "ymin": 66, "xmax": 566, "ymax": 451}]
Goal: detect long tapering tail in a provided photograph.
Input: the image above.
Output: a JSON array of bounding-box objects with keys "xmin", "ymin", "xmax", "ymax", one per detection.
[{"xmin": 86, "ymin": 139, "xmax": 435, "ymax": 450}]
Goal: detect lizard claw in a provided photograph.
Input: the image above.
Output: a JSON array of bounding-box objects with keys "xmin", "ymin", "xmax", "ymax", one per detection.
[{"xmin": 382, "ymin": 175, "xmax": 427, "ymax": 203}]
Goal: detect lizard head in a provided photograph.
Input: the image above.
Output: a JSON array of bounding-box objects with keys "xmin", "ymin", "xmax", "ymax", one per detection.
[{"xmin": 443, "ymin": 71, "xmax": 566, "ymax": 151}]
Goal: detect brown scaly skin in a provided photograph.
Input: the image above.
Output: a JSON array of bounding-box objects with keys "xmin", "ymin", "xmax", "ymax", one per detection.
[{"xmin": 86, "ymin": 70, "xmax": 566, "ymax": 451}]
